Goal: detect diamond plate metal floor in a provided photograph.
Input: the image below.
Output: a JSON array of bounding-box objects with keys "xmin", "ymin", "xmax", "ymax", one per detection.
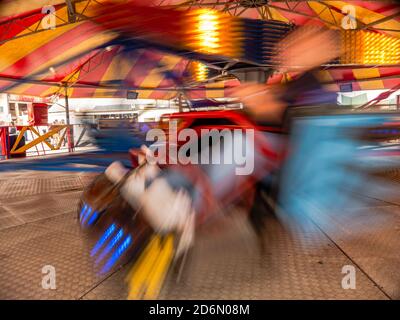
[{"xmin": 0, "ymin": 168, "xmax": 399, "ymax": 300}]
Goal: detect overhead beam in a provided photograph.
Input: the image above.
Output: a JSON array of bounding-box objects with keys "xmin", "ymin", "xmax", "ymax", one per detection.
[
  {"xmin": 0, "ymin": 75, "xmax": 234, "ymax": 91},
  {"xmin": 65, "ymin": 0, "xmax": 77, "ymax": 23},
  {"xmin": 0, "ymin": 0, "xmax": 66, "ymax": 19},
  {"xmin": 362, "ymin": 12, "xmax": 400, "ymax": 29},
  {"xmin": 0, "ymin": 0, "xmax": 95, "ymax": 45}
]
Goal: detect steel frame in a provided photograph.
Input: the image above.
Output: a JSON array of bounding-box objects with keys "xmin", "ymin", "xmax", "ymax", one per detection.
[
  {"xmin": 1, "ymin": 0, "xmax": 399, "ymax": 98},
  {"xmin": 0, "ymin": 0, "xmax": 100, "ymax": 45},
  {"xmin": 10, "ymin": 125, "xmax": 69, "ymax": 154},
  {"xmin": 160, "ymin": 0, "xmax": 400, "ymax": 32},
  {"xmin": 2, "ymin": 1, "xmax": 399, "ymax": 46}
]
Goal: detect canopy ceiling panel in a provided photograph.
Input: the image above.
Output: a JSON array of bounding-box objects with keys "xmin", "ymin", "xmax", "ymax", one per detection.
[
  {"xmin": 267, "ymin": 66, "xmax": 400, "ymax": 92},
  {"xmin": 0, "ymin": 0, "xmax": 399, "ymax": 98},
  {"xmin": 158, "ymin": 0, "xmax": 400, "ymax": 37},
  {"xmin": 0, "ymin": 0, "xmax": 200, "ymax": 99},
  {"xmin": 159, "ymin": 0, "xmax": 400, "ymax": 91}
]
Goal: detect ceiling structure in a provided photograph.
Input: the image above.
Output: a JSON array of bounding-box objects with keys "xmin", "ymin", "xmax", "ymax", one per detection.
[
  {"xmin": 0, "ymin": 0, "xmax": 399, "ymax": 100},
  {"xmin": 0, "ymin": 0, "xmax": 242, "ymax": 99},
  {"xmin": 158, "ymin": 0, "xmax": 400, "ymax": 37}
]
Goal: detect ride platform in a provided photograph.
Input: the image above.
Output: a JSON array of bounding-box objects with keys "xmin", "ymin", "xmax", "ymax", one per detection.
[{"xmin": 0, "ymin": 162, "xmax": 399, "ymax": 299}]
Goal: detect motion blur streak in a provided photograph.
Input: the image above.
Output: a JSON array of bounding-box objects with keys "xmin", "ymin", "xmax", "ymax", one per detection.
[
  {"xmin": 95, "ymin": 228, "xmax": 124, "ymax": 265},
  {"xmin": 126, "ymin": 234, "xmax": 175, "ymax": 300},
  {"xmin": 102, "ymin": 235, "xmax": 133, "ymax": 274},
  {"xmin": 278, "ymin": 113, "xmax": 400, "ymax": 240},
  {"xmin": 91, "ymin": 223, "xmax": 117, "ymax": 257}
]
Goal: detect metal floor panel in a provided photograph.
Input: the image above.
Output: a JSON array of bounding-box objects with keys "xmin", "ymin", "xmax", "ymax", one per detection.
[
  {"xmin": 0, "ymin": 177, "xmax": 81, "ymax": 200},
  {"xmin": 31, "ymin": 211, "xmax": 86, "ymax": 238},
  {"xmin": 0, "ymin": 215, "xmax": 24, "ymax": 231},
  {"xmin": 161, "ymin": 215, "xmax": 386, "ymax": 300},
  {"xmin": 84, "ymin": 213, "xmax": 387, "ymax": 300},
  {"xmin": 0, "ymin": 228, "xmax": 103, "ymax": 299},
  {"xmin": 310, "ymin": 204, "xmax": 400, "ymax": 299},
  {"xmin": 0, "ymin": 191, "xmax": 81, "ymax": 230},
  {"xmin": 0, "ymin": 205, "xmax": 24, "ymax": 231},
  {"xmin": 0, "ymin": 172, "xmax": 94, "ymax": 200},
  {"xmin": 0, "ymin": 223, "xmax": 56, "ymax": 255},
  {"xmin": 0, "ymin": 169, "xmax": 398, "ymax": 299}
]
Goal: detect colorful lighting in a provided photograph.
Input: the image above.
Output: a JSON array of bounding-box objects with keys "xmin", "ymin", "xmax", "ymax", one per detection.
[
  {"xmin": 81, "ymin": 206, "xmax": 92, "ymax": 226},
  {"xmin": 101, "ymin": 235, "xmax": 132, "ymax": 274},
  {"xmin": 185, "ymin": 9, "xmax": 242, "ymax": 58},
  {"xmin": 190, "ymin": 61, "xmax": 209, "ymax": 82},
  {"xmin": 95, "ymin": 228, "xmax": 124, "ymax": 264},
  {"xmin": 91, "ymin": 223, "xmax": 117, "ymax": 257},
  {"xmin": 92, "ymin": 2, "xmax": 293, "ymax": 64},
  {"xmin": 197, "ymin": 11, "xmax": 220, "ymax": 52},
  {"xmin": 79, "ymin": 204, "xmax": 88, "ymax": 222},
  {"xmin": 341, "ymin": 30, "xmax": 400, "ymax": 65},
  {"xmin": 87, "ymin": 210, "xmax": 99, "ymax": 227}
]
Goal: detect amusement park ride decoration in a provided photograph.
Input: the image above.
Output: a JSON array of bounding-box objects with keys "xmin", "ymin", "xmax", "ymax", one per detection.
[
  {"xmin": 92, "ymin": 1, "xmax": 294, "ymax": 70},
  {"xmin": 0, "ymin": 0, "xmax": 399, "ymax": 99},
  {"xmin": 341, "ymin": 30, "xmax": 400, "ymax": 65},
  {"xmin": 1, "ymin": 0, "xmax": 400, "ymax": 300},
  {"xmin": 91, "ymin": 1, "xmax": 400, "ymax": 83},
  {"xmin": 78, "ymin": 108, "xmax": 285, "ymax": 299}
]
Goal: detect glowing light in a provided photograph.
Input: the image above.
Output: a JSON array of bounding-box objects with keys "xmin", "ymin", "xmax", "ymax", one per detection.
[
  {"xmin": 87, "ymin": 211, "xmax": 99, "ymax": 226},
  {"xmin": 101, "ymin": 235, "xmax": 132, "ymax": 274},
  {"xmin": 80, "ymin": 204, "xmax": 93, "ymax": 226},
  {"xmin": 341, "ymin": 30, "xmax": 400, "ymax": 65},
  {"xmin": 197, "ymin": 11, "xmax": 220, "ymax": 52},
  {"xmin": 91, "ymin": 223, "xmax": 116, "ymax": 257},
  {"xmin": 185, "ymin": 9, "xmax": 242, "ymax": 57},
  {"xmin": 95, "ymin": 228, "xmax": 124, "ymax": 264},
  {"xmin": 81, "ymin": 207, "xmax": 92, "ymax": 226},
  {"xmin": 191, "ymin": 61, "xmax": 208, "ymax": 82},
  {"xmin": 79, "ymin": 204, "xmax": 88, "ymax": 222}
]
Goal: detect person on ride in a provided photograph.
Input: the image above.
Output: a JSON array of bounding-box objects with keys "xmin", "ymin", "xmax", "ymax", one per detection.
[
  {"xmin": 104, "ymin": 26, "xmax": 340, "ymax": 245},
  {"xmin": 233, "ymin": 27, "xmax": 339, "ymax": 129}
]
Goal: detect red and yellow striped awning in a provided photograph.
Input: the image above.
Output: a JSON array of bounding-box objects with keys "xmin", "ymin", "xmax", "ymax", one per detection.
[
  {"xmin": 267, "ymin": 66, "xmax": 400, "ymax": 91},
  {"xmin": 159, "ymin": 1, "xmax": 400, "ymax": 37},
  {"xmin": 0, "ymin": 0, "xmax": 399, "ymax": 98},
  {"xmin": 163, "ymin": 0, "xmax": 400, "ymax": 91},
  {"xmin": 0, "ymin": 1, "xmax": 220, "ymax": 99},
  {"xmin": 318, "ymin": 66, "xmax": 400, "ymax": 91}
]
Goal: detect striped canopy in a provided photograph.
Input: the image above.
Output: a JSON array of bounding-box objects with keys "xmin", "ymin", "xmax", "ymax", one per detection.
[
  {"xmin": 0, "ymin": 0, "xmax": 237, "ymax": 99},
  {"xmin": 268, "ymin": 66, "xmax": 400, "ymax": 91},
  {"xmin": 159, "ymin": 0, "xmax": 400, "ymax": 37},
  {"xmin": 160, "ymin": 0, "xmax": 400, "ymax": 91},
  {"xmin": 0, "ymin": 0, "xmax": 399, "ymax": 100}
]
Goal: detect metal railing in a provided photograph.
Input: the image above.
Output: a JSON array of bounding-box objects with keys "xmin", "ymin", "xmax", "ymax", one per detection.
[{"xmin": 0, "ymin": 124, "xmax": 95, "ymax": 160}]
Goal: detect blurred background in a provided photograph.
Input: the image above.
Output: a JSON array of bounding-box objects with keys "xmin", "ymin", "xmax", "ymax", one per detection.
[{"xmin": 1, "ymin": 0, "xmax": 400, "ymax": 300}]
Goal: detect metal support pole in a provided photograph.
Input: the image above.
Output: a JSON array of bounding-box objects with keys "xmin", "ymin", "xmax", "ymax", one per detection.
[
  {"xmin": 0, "ymin": 127, "xmax": 9, "ymax": 160},
  {"xmin": 65, "ymin": 85, "xmax": 74, "ymax": 153},
  {"xmin": 5, "ymin": 128, "xmax": 10, "ymax": 160},
  {"xmin": 66, "ymin": 0, "xmax": 77, "ymax": 23},
  {"xmin": 230, "ymin": 68, "xmax": 274, "ymax": 84},
  {"xmin": 178, "ymin": 93, "xmax": 183, "ymax": 113}
]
